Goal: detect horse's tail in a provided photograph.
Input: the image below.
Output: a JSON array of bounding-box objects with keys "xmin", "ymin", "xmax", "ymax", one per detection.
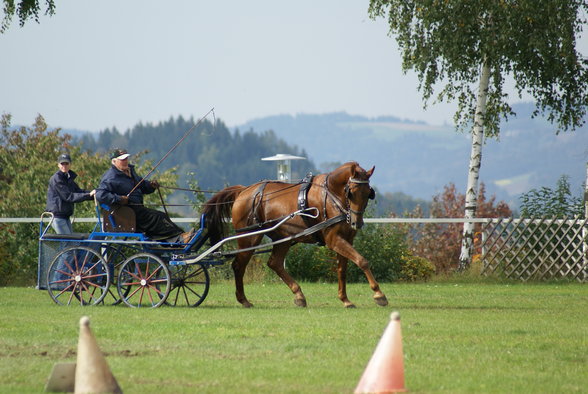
[{"xmin": 202, "ymin": 185, "xmax": 246, "ymax": 245}]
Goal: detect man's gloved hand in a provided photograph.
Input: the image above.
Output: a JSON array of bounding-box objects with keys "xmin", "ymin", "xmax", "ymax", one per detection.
[
  {"xmin": 119, "ymin": 195, "xmax": 129, "ymax": 205},
  {"xmin": 150, "ymin": 180, "xmax": 160, "ymax": 189}
]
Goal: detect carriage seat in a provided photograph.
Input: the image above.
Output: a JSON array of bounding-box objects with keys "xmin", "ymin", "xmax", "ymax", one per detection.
[{"xmin": 100, "ymin": 204, "xmax": 137, "ymax": 233}]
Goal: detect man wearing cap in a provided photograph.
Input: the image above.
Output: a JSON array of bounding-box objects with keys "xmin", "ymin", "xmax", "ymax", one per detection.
[
  {"xmin": 46, "ymin": 153, "xmax": 96, "ymax": 234},
  {"xmin": 96, "ymin": 148, "xmax": 191, "ymax": 242}
]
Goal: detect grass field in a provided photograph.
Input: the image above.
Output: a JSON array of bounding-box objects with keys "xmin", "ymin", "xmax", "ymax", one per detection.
[{"xmin": 0, "ymin": 280, "xmax": 587, "ymax": 393}]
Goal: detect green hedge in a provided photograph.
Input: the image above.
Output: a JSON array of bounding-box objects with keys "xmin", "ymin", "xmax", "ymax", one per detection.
[{"xmin": 286, "ymin": 223, "xmax": 434, "ymax": 283}]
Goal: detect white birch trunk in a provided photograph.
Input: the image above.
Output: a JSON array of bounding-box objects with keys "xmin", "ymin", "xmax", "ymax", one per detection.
[{"xmin": 458, "ymin": 61, "xmax": 491, "ymax": 271}]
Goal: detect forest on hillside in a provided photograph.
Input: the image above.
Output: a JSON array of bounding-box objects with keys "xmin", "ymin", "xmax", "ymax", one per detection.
[{"xmin": 77, "ymin": 115, "xmax": 315, "ymax": 191}]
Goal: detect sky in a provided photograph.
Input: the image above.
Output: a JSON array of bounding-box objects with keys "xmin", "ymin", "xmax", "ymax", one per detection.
[
  {"xmin": 0, "ymin": 1, "xmax": 464, "ymax": 132},
  {"xmin": 2, "ymin": 1, "xmax": 587, "ymax": 134}
]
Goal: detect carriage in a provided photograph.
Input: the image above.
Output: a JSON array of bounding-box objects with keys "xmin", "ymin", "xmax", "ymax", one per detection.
[{"xmin": 37, "ymin": 162, "xmax": 388, "ymax": 309}]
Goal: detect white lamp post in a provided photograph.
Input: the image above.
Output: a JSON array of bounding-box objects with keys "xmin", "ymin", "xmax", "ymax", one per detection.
[{"xmin": 261, "ymin": 154, "xmax": 306, "ymax": 183}]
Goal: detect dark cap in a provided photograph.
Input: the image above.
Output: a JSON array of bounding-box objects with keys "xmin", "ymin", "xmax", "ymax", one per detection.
[
  {"xmin": 110, "ymin": 148, "xmax": 130, "ymax": 160},
  {"xmin": 57, "ymin": 154, "xmax": 71, "ymax": 164}
]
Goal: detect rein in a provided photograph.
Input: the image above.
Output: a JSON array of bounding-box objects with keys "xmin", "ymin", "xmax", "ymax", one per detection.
[
  {"xmin": 162, "ymin": 185, "xmax": 220, "ymax": 194},
  {"xmin": 151, "ymin": 175, "xmax": 371, "ymax": 218},
  {"xmin": 157, "ymin": 187, "xmax": 169, "ymax": 217}
]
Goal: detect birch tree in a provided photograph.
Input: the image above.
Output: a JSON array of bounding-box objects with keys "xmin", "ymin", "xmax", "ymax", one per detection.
[
  {"xmin": 1, "ymin": 0, "xmax": 55, "ymax": 33},
  {"xmin": 369, "ymin": 0, "xmax": 588, "ymax": 270}
]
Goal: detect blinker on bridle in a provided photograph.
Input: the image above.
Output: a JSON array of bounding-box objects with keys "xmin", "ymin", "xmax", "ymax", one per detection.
[
  {"xmin": 344, "ymin": 177, "xmax": 376, "ymax": 223},
  {"xmin": 345, "ymin": 178, "xmax": 376, "ymax": 200}
]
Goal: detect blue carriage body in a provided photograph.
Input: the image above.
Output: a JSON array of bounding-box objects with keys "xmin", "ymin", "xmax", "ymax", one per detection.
[{"xmin": 37, "ymin": 203, "xmax": 222, "ymax": 307}]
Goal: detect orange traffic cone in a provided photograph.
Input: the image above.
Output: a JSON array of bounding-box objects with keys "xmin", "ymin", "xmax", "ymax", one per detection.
[
  {"xmin": 354, "ymin": 311, "xmax": 406, "ymax": 393},
  {"xmin": 74, "ymin": 316, "xmax": 122, "ymax": 394}
]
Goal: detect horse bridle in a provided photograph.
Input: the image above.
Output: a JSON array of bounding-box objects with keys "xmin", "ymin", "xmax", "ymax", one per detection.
[{"xmin": 323, "ymin": 176, "xmax": 375, "ymax": 223}]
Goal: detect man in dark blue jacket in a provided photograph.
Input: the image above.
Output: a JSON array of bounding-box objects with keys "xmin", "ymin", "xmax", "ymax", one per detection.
[
  {"xmin": 46, "ymin": 153, "xmax": 96, "ymax": 234},
  {"xmin": 96, "ymin": 148, "xmax": 192, "ymax": 242}
]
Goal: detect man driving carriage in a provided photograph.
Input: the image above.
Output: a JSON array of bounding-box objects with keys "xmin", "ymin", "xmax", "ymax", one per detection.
[{"xmin": 96, "ymin": 148, "xmax": 194, "ymax": 243}]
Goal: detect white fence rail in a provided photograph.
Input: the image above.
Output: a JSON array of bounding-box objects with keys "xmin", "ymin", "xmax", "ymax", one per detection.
[{"xmin": 2, "ymin": 216, "xmax": 586, "ymax": 282}]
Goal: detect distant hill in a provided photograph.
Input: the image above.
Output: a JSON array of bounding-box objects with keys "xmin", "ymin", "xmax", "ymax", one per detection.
[
  {"xmin": 235, "ymin": 103, "xmax": 588, "ymax": 208},
  {"xmin": 62, "ymin": 103, "xmax": 587, "ymax": 214}
]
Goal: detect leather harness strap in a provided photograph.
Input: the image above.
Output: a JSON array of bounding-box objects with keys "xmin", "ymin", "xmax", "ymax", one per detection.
[
  {"xmin": 248, "ymin": 181, "xmax": 268, "ymax": 226},
  {"xmin": 297, "ymin": 174, "xmax": 325, "ymax": 245}
]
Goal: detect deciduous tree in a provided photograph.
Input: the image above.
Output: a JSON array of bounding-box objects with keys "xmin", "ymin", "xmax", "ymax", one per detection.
[
  {"xmin": 519, "ymin": 175, "xmax": 584, "ymax": 218},
  {"xmin": 0, "ymin": 113, "xmax": 177, "ymax": 285},
  {"xmin": 1, "ymin": 0, "xmax": 55, "ymax": 33},
  {"xmin": 369, "ymin": 0, "xmax": 588, "ymax": 270}
]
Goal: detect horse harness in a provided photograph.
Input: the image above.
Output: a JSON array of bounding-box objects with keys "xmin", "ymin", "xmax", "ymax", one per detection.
[
  {"xmin": 233, "ymin": 173, "xmax": 372, "ymax": 248},
  {"xmin": 297, "ymin": 174, "xmax": 326, "ymax": 245},
  {"xmin": 248, "ymin": 181, "xmax": 269, "ymax": 226}
]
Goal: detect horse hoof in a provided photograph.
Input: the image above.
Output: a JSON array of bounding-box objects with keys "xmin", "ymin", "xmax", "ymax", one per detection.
[
  {"xmin": 374, "ymin": 296, "xmax": 388, "ymax": 306},
  {"xmin": 344, "ymin": 303, "xmax": 356, "ymax": 309},
  {"xmin": 294, "ymin": 298, "xmax": 307, "ymax": 307},
  {"xmin": 241, "ymin": 302, "xmax": 254, "ymax": 308}
]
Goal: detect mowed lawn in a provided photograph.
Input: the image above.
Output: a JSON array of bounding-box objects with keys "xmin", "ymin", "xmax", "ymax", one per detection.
[{"xmin": 0, "ymin": 280, "xmax": 586, "ymax": 393}]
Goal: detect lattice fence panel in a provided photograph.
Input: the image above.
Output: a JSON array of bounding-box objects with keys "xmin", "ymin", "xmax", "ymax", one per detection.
[{"xmin": 480, "ymin": 217, "xmax": 588, "ymax": 282}]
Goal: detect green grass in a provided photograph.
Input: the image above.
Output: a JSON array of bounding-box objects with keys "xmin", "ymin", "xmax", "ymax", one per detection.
[{"xmin": 1, "ymin": 281, "xmax": 587, "ymax": 393}]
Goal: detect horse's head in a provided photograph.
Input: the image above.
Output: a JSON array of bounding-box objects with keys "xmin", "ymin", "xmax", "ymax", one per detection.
[
  {"xmin": 344, "ymin": 164, "xmax": 375, "ymax": 230},
  {"xmin": 320, "ymin": 162, "xmax": 377, "ymax": 230}
]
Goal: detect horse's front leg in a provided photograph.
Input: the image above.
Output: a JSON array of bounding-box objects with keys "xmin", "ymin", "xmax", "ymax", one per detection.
[
  {"xmin": 267, "ymin": 243, "xmax": 307, "ymax": 307},
  {"xmin": 336, "ymin": 254, "xmax": 355, "ymax": 308},
  {"xmin": 329, "ymin": 237, "xmax": 388, "ymax": 307}
]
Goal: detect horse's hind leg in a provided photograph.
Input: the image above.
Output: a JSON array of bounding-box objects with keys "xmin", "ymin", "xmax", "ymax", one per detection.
[
  {"xmin": 232, "ymin": 251, "xmax": 253, "ymax": 308},
  {"xmin": 267, "ymin": 243, "xmax": 307, "ymax": 307}
]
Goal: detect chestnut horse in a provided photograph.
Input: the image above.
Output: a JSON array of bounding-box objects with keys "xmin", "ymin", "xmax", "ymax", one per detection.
[{"xmin": 202, "ymin": 161, "xmax": 388, "ymax": 308}]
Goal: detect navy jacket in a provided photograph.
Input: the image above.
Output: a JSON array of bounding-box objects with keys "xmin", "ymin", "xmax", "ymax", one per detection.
[
  {"xmin": 46, "ymin": 170, "xmax": 92, "ymax": 218},
  {"xmin": 96, "ymin": 164, "xmax": 156, "ymax": 206}
]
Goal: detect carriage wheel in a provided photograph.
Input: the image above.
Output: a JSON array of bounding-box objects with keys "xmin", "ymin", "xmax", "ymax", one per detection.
[
  {"xmin": 117, "ymin": 253, "xmax": 171, "ymax": 308},
  {"xmin": 166, "ymin": 263, "xmax": 211, "ymax": 307},
  {"xmin": 46, "ymin": 246, "xmax": 110, "ymax": 306}
]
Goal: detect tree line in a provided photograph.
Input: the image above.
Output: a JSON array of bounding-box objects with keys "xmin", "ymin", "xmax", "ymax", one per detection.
[{"xmin": 77, "ymin": 115, "xmax": 315, "ymax": 194}]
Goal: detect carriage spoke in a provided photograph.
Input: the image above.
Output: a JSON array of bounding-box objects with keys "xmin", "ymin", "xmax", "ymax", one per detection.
[
  {"xmin": 127, "ymin": 285, "xmax": 144, "ymax": 300},
  {"xmin": 139, "ymin": 286, "xmax": 146, "ymax": 306},
  {"xmin": 66, "ymin": 284, "xmax": 77, "ymax": 306}
]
